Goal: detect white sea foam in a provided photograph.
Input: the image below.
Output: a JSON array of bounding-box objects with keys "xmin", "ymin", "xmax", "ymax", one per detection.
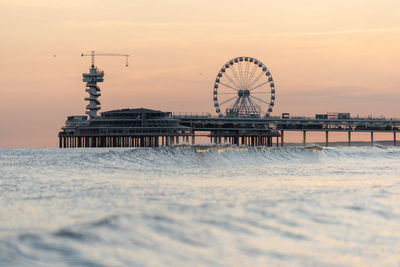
[{"xmin": 0, "ymin": 146, "xmax": 400, "ymax": 266}]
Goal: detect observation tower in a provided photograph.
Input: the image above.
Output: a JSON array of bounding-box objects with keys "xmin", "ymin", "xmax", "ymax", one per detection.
[
  {"xmin": 81, "ymin": 51, "xmax": 130, "ymax": 119},
  {"xmin": 83, "ymin": 65, "xmax": 104, "ymax": 119}
]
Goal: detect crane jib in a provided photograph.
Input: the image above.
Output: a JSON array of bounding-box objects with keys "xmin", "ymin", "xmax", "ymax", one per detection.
[{"xmin": 81, "ymin": 51, "xmax": 130, "ymax": 68}]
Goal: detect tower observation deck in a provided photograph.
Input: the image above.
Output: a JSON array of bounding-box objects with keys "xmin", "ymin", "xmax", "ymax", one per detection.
[{"xmin": 83, "ymin": 66, "xmax": 104, "ymax": 119}]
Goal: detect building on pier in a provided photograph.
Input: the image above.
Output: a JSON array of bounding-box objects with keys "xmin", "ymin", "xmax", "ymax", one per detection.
[
  {"xmin": 59, "ymin": 108, "xmax": 192, "ymax": 148},
  {"xmin": 59, "ymin": 108, "xmax": 281, "ymax": 148}
]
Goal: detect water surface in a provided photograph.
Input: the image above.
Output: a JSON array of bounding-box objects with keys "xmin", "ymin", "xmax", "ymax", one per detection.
[{"xmin": 1, "ymin": 146, "xmax": 400, "ymax": 266}]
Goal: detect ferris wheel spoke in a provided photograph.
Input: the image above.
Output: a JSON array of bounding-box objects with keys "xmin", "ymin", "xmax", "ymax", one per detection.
[
  {"xmin": 249, "ymin": 81, "xmax": 268, "ymax": 91},
  {"xmin": 241, "ymin": 62, "xmax": 248, "ymax": 89},
  {"xmin": 250, "ymin": 95, "xmax": 270, "ymax": 105},
  {"xmin": 219, "ymin": 82, "xmax": 238, "ymax": 91},
  {"xmin": 243, "ymin": 61, "xmax": 251, "ymax": 89},
  {"xmin": 248, "ymin": 71, "xmax": 265, "ymax": 89},
  {"xmin": 218, "ymin": 92, "xmax": 237, "ymax": 95},
  {"xmin": 245, "ymin": 64, "xmax": 258, "ymax": 90},
  {"xmin": 251, "ymin": 91, "xmax": 270, "ymax": 94},
  {"xmin": 238, "ymin": 62, "xmax": 245, "ymax": 88},
  {"xmin": 247, "ymin": 64, "xmax": 258, "ymax": 89},
  {"xmin": 223, "ymin": 72, "xmax": 240, "ymax": 89},
  {"xmin": 219, "ymin": 95, "xmax": 239, "ymax": 106},
  {"xmin": 230, "ymin": 66, "xmax": 242, "ymax": 89}
]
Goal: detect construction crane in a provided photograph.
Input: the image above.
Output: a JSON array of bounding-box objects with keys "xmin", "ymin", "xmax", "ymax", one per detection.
[{"xmin": 81, "ymin": 51, "xmax": 130, "ymax": 68}]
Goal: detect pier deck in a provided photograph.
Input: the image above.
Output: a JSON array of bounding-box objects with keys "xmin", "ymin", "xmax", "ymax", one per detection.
[{"xmin": 59, "ymin": 110, "xmax": 400, "ymax": 148}]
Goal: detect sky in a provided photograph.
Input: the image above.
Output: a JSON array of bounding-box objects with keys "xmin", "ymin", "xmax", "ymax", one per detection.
[{"xmin": 0, "ymin": 0, "xmax": 400, "ymax": 147}]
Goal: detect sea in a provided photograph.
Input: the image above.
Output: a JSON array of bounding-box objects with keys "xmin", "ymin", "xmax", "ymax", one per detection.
[{"xmin": 1, "ymin": 145, "xmax": 400, "ymax": 266}]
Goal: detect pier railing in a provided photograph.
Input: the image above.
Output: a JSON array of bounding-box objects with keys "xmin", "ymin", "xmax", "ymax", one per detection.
[{"xmin": 173, "ymin": 112, "xmax": 212, "ymax": 118}]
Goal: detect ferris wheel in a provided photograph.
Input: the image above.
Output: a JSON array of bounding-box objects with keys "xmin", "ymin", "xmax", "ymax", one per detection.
[{"xmin": 213, "ymin": 57, "xmax": 275, "ymax": 118}]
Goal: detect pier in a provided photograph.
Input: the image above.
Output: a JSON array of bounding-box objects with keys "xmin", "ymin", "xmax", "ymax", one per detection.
[
  {"xmin": 59, "ymin": 112, "xmax": 400, "ymax": 148},
  {"xmin": 59, "ymin": 55, "xmax": 400, "ymax": 148}
]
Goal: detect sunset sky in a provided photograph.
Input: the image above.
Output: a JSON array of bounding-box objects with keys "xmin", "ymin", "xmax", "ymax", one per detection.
[{"xmin": 1, "ymin": 0, "xmax": 400, "ymax": 147}]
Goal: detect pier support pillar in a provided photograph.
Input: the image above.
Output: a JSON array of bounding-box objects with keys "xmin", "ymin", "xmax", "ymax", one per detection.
[
  {"xmin": 394, "ymin": 132, "xmax": 397, "ymax": 146},
  {"xmin": 371, "ymin": 132, "xmax": 374, "ymax": 146},
  {"xmin": 192, "ymin": 134, "xmax": 195, "ymax": 145},
  {"xmin": 303, "ymin": 131, "xmax": 307, "ymax": 147},
  {"xmin": 280, "ymin": 131, "xmax": 284, "ymax": 147},
  {"xmin": 140, "ymin": 137, "xmax": 144, "ymax": 147},
  {"xmin": 348, "ymin": 132, "xmax": 351, "ymax": 146},
  {"xmin": 325, "ymin": 131, "xmax": 329, "ymax": 147}
]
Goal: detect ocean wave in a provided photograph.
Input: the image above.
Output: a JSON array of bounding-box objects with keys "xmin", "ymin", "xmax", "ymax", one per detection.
[{"xmin": 2, "ymin": 146, "xmax": 400, "ymax": 181}]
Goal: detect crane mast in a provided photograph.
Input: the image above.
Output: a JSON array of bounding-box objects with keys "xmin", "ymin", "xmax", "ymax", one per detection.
[{"xmin": 81, "ymin": 51, "xmax": 130, "ymax": 119}]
